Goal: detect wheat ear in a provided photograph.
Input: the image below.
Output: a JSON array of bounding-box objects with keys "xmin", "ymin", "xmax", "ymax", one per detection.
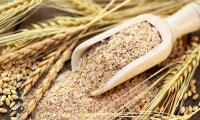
[
  {"xmin": 46, "ymin": 0, "xmax": 102, "ymax": 15},
  {"xmin": 0, "ymin": 0, "xmax": 44, "ymax": 33},
  {"xmin": 30, "ymin": 17, "xmax": 92, "ymax": 30},
  {"xmin": 19, "ymin": 41, "xmax": 77, "ymax": 120},
  {"xmin": 135, "ymin": 45, "xmax": 200, "ymax": 120},
  {"xmin": 21, "ymin": 40, "xmax": 73, "ymax": 95},
  {"xmin": 0, "ymin": 32, "xmax": 74, "ymax": 64}
]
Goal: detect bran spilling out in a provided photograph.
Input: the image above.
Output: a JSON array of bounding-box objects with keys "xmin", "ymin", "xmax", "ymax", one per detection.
[
  {"xmin": 28, "ymin": 37, "xmax": 186, "ymax": 120},
  {"xmin": 28, "ymin": 70, "xmax": 156, "ymax": 120},
  {"xmin": 75, "ymin": 21, "xmax": 162, "ymax": 92}
]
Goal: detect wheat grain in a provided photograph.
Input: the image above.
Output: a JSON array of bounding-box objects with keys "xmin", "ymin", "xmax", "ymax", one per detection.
[
  {"xmin": 0, "ymin": 101, "xmax": 3, "ymax": 106},
  {"xmin": 193, "ymin": 106, "xmax": 198, "ymax": 112},
  {"xmin": 10, "ymin": 102, "xmax": 15, "ymax": 108},
  {"xmin": 0, "ymin": 107, "xmax": 7, "ymax": 113},
  {"xmin": 192, "ymin": 94, "xmax": 199, "ymax": 100},
  {"xmin": 10, "ymin": 111, "xmax": 17, "ymax": 117},
  {"xmin": 180, "ymin": 106, "xmax": 186, "ymax": 114}
]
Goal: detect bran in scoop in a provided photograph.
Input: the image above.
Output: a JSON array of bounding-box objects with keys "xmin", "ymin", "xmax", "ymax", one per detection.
[{"xmin": 75, "ymin": 21, "xmax": 162, "ymax": 92}]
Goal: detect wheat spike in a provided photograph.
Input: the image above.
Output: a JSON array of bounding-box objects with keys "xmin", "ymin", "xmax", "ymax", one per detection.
[
  {"xmin": 0, "ymin": 0, "xmax": 45, "ymax": 33},
  {"xmin": 135, "ymin": 44, "xmax": 200, "ymax": 120},
  {"xmin": 106, "ymin": 0, "xmax": 190, "ymax": 20},
  {"xmin": 0, "ymin": 32, "xmax": 74, "ymax": 64},
  {"xmin": 21, "ymin": 40, "xmax": 73, "ymax": 95},
  {"xmin": 20, "ymin": 41, "xmax": 77, "ymax": 120},
  {"xmin": 46, "ymin": 0, "xmax": 102, "ymax": 15},
  {"xmin": 29, "ymin": 17, "xmax": 93, "ymax": 30}
]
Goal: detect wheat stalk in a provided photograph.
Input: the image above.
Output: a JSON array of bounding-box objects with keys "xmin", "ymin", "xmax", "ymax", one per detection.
[
  {"xmin": 0, "ymin": 18, "xmax": 118, "ymax": 63},
  {"xmin": 0, "ymin": 0, "xmax": 45, "ymax": 33},
  {"xmin": 0, "ymin": 32, "xmax": 76, "ymax": 64},
  {"xmin": 1, "ymin": 0, "xmax": 184, "ymax": 52},
  {"xmin": 29, "ymin": 17, "xmax": 93, "ymax": 30},
  {"xmin": 46, "ymin": 0, "xmax": 102, "ymax": 15},
  {"xmin": 106, "ymin": 0, "xmax": 192, "ymax": 20}
]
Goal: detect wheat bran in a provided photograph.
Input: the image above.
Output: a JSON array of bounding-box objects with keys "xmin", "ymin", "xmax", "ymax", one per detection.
[{"xmin": 75, "ymin": 21, "xmax": 161, "ymax": 92}]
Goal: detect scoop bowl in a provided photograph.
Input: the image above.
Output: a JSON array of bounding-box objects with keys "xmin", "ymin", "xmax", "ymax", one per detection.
[{"xmin": 71, "ymin": 1, "xmax": 200, "ymax": 96}]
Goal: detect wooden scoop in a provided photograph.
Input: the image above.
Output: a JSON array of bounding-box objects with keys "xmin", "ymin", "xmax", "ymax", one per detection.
[{"xmin": 71, "ymin": 1, "xmax": 200, "ymax": 96}]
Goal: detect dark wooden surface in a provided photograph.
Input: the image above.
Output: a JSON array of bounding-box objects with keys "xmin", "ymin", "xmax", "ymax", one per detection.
[
  {"xmin": 187, "ymin": 64, "xmax": 200, "ymax": 120},
  {"xmin": 182, "ymin": 32, "xmax": 200, "ymax": 120}
]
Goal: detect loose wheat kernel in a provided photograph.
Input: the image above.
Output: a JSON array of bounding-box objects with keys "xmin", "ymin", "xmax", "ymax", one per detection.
[
  {"xmin": 16, "ymin": 74, "xmax": 21, "ymax": 81},
  {"xmin": 191, "ymin": 87, "xmax": 197, "ymax": 94},
  {"xmin": 11, "ymin": 90, "xmax": 17, "ymax": 95},
  {"xmin": 10, "ymin": 111, "xmax": 17, "ymax": 117},
  {"xmin": 187, "ymin": 90, "xmax": 192, "ymax": 97},
  {"xmin": 0, "ymin": 101, "xmax": 3, "ymax": 106},
  {"xmin": 11, "ymin": 105, "xmax": 18, "ymax": 111},
  {"xmin": 191, "ymin": 79, "xmax": 196, "ymax": 85},
  {"xmin": 183, "ymin": 93, "xmax": 188, "ymax": 100},
  {"xmin": 5, "ymin": 98, "xmax": 10, "ymax": 106},
  {"xmin": 10, "ymin": 102, "xmax": 15, "ymax": 108},
  {"xmin": 0, "ymin": 79, "xmax": 2, "ymax": 87},
  {"xmin": 3, "ymin": 88, "xmax": 11, "ymax": 95},
  {"xmin": 180, "ymin": 106, "xmax": 185, "ymax": 114},
  {"xmin": 16, "ymin": 82, "xmax": 22, "ymax": 88},
  {"xmin": 2, "ymin": 77, "xmax": 10, "ymax": 82},
  {"xmin": 192, "ymin": 94, "xmax": 199, "ymax": 100},
  {"xmin": 0, "ymin": 108, "xmax": 7, "ymax": 113},
  {"xmin": 0, "ymin": 95, "xmax": 6, "ymax": 102},
  {"xmin": 188, "ymin": 105, "xmax": 193, "ymax": 113},
  {"xmin": 0, "ymin": 88, "xmax": 3, "ymax": 93},
  {"xmin": 184, "ymin": 107, "xmax": 189, "ymax": 115},
  {"xmin": 11, "ymin": 117, "xmax": 17, "ymax": 120},
  {"xmin": 2, "ymin": 83, "xmax": 8, "ymax": 88},
  {"xmin": 8, "ymin": 95, "xmax": 14, "ymax": 101},
  {"xmin": 193, "ymin": 106, "xmax": 198, "ymax": 112},
  {"xmin": 11, "ymin": 95, "xmax": 19, "ymax": 100}
]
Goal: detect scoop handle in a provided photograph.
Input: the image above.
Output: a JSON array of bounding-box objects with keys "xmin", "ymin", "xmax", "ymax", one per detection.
[{"xmin": 165, "ymin": 1, "xmax": 200, "ymax": 40}]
